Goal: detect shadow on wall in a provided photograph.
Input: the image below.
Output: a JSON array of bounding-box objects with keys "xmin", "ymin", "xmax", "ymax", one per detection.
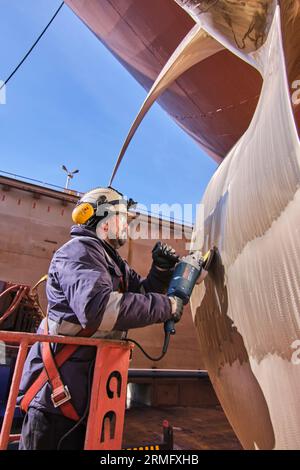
[{"xmin": 195, "ymin": 248, "xmax": 275, "ymax": 450}]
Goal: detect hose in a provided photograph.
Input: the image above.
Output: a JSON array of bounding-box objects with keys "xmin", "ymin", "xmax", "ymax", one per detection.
[
  {"xmin": 55, "ymin": 329, "xmax": 171, "ymax": 449},
  {"xmin": 0, "ymin": 286, "xmax": 29, "ymax": 324},
  {"xmin": 125, "ymin": 331, "xmax": 171, "ymax": 362}
]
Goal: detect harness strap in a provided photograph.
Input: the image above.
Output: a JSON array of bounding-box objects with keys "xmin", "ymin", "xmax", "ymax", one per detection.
[
  {"xmin": 21, "ymin": 321, "xmax": 97, "ymax": 421},
  {"xmin": 41, "ymin": 318, "xmax": 80, "ymax": 421}
]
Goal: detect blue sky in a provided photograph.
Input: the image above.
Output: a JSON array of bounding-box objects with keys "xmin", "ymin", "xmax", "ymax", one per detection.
[{"xmin": 0, "ymin": 0, "xmax": 217, "ymax": 223}]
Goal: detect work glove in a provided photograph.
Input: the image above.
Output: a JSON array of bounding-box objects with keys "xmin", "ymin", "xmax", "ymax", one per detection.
[
  {"xmin": 152, "ymin": 241, "xmax": 179, "ymax": 270},
  {"xmin": 168, "ymin": 295, "xmax": 184, "ymax": 323}
]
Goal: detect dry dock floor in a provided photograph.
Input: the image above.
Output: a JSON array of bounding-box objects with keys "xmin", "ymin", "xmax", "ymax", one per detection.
[{"xmin": 123, "ymin": 405, "xmax": 242, "ymax": 450}]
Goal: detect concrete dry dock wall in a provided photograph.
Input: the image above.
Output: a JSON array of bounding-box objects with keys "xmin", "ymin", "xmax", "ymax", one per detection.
[{"xmin": 127, "ymin": 369, "xmax": 218, "ymax": 408}]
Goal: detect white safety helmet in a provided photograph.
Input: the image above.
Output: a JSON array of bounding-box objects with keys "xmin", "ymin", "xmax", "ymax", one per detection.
[{"xmin": 72, "ymin": 186, "xmax": 137, "ymax": 228}]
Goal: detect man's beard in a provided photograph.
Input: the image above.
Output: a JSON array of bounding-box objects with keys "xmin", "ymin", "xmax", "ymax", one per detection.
[
  {"xmin": 108, "ymin": 228, "xmax": 127, "ymax": 249},
  {"xmin": 95, "ymin": 221, "xmax": 128, "ymax": 250},
  {"xmin": 108, "ymin": 237, "xmax": 127, "ymax": 250}
]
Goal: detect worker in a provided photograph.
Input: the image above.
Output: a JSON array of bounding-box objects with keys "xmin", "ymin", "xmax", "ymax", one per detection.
[{"xmin": 17, "ymin": 186, "xmax": 184, "ymax": 450}]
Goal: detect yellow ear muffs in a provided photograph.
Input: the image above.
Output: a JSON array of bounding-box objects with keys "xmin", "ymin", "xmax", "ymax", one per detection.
[{"xmin": 72, "ymin": 202, "xmax": 95, "ymax": 224}]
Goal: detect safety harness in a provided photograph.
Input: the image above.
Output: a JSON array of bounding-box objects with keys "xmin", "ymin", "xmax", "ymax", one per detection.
[{"xmin": 20, "ymin": 319, "xmax": 98, "ymax": 421}]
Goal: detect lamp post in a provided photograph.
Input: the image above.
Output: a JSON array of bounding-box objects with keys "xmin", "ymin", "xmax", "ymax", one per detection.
[{"xmin": 61, "ymin": 165, "xmax": 79, "ymax": 189}]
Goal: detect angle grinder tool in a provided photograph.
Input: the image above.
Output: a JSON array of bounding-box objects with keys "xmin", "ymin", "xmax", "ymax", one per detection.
[{"xmin": 164, "ymin": 247, "xmax": 216, "ymax": 336}]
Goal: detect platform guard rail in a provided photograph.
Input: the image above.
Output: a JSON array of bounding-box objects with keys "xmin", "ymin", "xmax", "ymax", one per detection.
[{"xmin": 0, "ymin": 330, "xmax": 133, "ymax": 450}]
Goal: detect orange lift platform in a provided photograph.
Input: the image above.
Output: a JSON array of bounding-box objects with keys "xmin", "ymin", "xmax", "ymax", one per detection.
[
  {"xmin": 0, "ymin": 329, "xmax": 137, "ymax": 450},
  {"xmin": 0, "ymin": 330, "xmax": 174, "ymax": 450}
]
